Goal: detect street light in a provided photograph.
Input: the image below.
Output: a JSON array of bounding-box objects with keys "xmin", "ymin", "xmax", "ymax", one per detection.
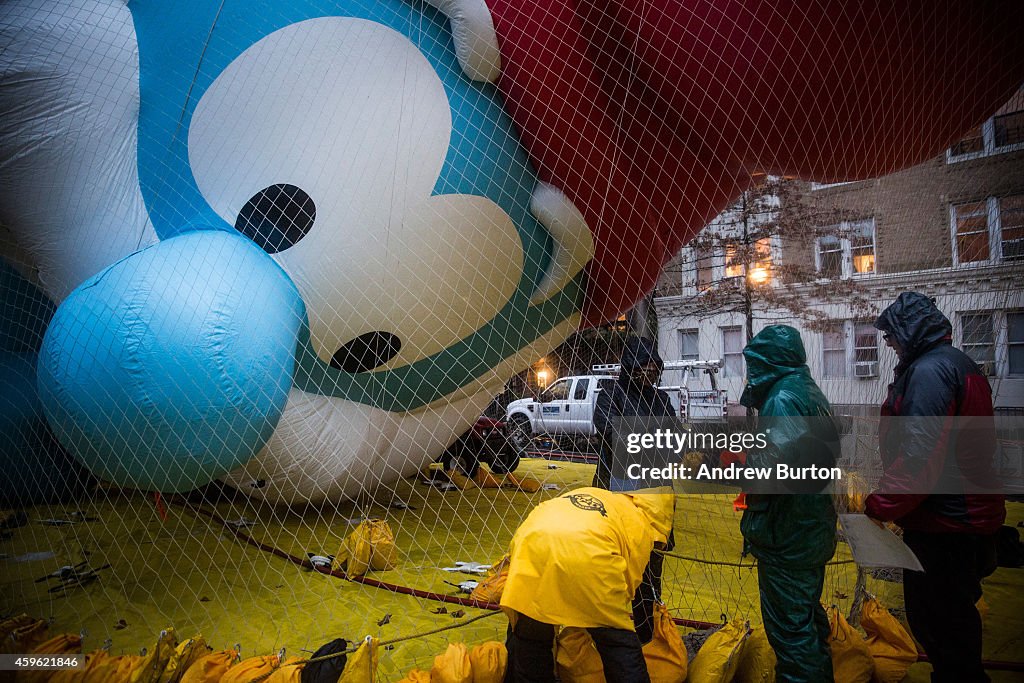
[
  {"xmin": 748, "ymin": 266, "xmax": 770, "ymax": 285},
  {"xmin": 537, "ymin": 369, "xmax": 549, "ymax": 388}
]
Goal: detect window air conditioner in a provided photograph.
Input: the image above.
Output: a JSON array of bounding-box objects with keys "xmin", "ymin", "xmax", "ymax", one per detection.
[{"xmin": 854, "ymin": 361, "xmax": 879, "ymax": 378}]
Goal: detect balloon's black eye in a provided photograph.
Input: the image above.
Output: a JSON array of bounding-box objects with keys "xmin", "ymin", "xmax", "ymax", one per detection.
[
  {"xmin": 331, "ymin": 332, "xmax": 402, "ymax": 373},
  {"xmin": 235, "ymin": 183, "xmax": 315, "ymax": 253}
]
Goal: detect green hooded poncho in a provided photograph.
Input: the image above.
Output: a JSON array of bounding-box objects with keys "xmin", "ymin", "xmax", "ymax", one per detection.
[{"xmin": 738, "ymin": 325, "xmax": 837, "ymax": 568}]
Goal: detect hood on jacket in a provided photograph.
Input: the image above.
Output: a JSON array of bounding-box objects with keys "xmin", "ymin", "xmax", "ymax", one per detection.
[
  {"xmin": 626, "ymin": 487, "xmax": 675, "ymax": 545},
  {"xmin": 740, "ymin": 325, "xmax": 808, "ymax": 409},
  {"xmin": 619, "ymin": 336, "xmax": 664, "ymax": 371},
  {"xmin": 874, "ymin": 292, "xmax": 952, "ymax": 367},
  {"xmin": 618, "ymin": 336, "xmax": 665, "ymax": 390}
]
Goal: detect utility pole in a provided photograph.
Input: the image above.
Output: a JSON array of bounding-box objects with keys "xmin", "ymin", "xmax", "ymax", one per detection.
[{"xmin": 741, "ymin": 190, "xmax": 755, "ymax": 347}]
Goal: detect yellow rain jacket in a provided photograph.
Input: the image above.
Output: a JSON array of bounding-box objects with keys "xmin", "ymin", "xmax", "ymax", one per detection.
[{"xmin": 500, "ymin": 487, "xmax": 673, "ymax": 631}]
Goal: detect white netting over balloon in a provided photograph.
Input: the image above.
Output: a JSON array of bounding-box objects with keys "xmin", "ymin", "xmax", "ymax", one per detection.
[{"xmin": 1, "ymin": 0, "xmax": 1022, "ymax": 679}]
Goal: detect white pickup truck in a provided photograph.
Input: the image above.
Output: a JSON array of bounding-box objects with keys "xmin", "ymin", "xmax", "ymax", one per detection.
[{"xmin": 505, "ymin": 360, "xmax": 728, "ymax": 454}]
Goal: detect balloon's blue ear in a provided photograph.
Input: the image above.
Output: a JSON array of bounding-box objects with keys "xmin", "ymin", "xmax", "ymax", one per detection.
[{"xmin": 37, "ymin": 231, "xmax": 305, "ymax": 493}]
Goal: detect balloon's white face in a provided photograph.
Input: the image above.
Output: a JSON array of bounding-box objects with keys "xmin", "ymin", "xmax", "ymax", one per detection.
[{"xmin": 189, "ymin": 18, "xmax": 525, "ymax": 372}]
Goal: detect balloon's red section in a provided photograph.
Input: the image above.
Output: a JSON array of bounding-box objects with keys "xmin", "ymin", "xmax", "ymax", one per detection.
[{"xmin": 486, "ymin": 0, "xmax": 1024, "ymax": 326}]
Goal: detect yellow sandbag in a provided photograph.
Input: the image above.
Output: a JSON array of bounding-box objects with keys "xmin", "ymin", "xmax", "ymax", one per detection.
[
  {"xmin": 828, "ymin": 606, "xmax": 874, "ymax": 683},
  {"xmin": 501, "ymin": 473, "xmax": 541, "ymax": 493},
  {"xmin": 0, "ymin": 615, "xmax": 48, "ymax": 655},
  {"xmin": 26, "ymin": 633, "xmax": 82, "ymax": 660},
  {"xmin": 448, "ymin": 470, "xmax": 474, "ymax": 490},
  {"xmin": 265, "ymin": 656, "xmax": 304, "ymax": 682},
  {"xmin": 82, "ymin": 654, "xmax": 142, "ymax": 683},
  {"xmin": 5, "ymin": 619, "xmax": 49, "ymax": 659},
  {"xmin": 339, "ymin": 637, "xmax": 379, "ymax": 683},
  {"xmin": 50, "ymin": 650, "xmax": 109, "ymax": 683},
  {"xmin": 430, "ymin": 643, "xmax": 472, "ymax": 683},
  {"xmin": 468, "ymin": 641, "xmax": 506, "ymax": 683},
  {"xmin": 473, "ymin": 468, "xmax": 503, "ymax": 489},
  {"xmin": 469, "ymin": 556, "xmax": 510, "ymax": 604},
  {"xmin": 179, "ymin": 650, "xmax": 238, "ymax": 683},
  {"xmin": 688, "ymin": 619, "xmax": 748, "ymax": 683},
  {"xmin": 555, "ymin": 627, "xmax": 604, "ymax": 683},
  {"xmin": 364, "ymin": 519, "xmax": 398, "ymax": 571},
  {"xmin": 734, "ymin": 625, "xmax": 776, "ymax": 683},
  {"xmin": 641, "ymin": 603, "xmax": 687, "ymax": 683},
  {"xmin": 159, "ymin": 636, "xmax": 212, "ymax": 683},
  {"xmin": 220, "ymin": 654, "xmax": 279, "ymax": 683},
  {"xmin": 860, "ymin": 598, "xmax": 916, "ymax": 683},
  {"xmin": 834, "ymin": 471, "xmax": 869, "ymax": 515},
  {"xmin": 130, "ymin": 628, "xmax": 178, "ymax": 683},
  {"xmin": 396, "ymin": 670, "xmax": 431, "ymax": 683},
  {"xmin": 333, "ymin": 520, "xmax": 398, "ymax": 577},
  {"xmin": 64, "ymin": 633, "xmax": 174, "ymax": 683}
]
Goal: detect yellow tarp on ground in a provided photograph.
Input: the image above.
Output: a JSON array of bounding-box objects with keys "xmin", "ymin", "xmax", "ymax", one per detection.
[{"xmin": 1, "ymin": 458, "xmax": 1022, "ymax": 682}]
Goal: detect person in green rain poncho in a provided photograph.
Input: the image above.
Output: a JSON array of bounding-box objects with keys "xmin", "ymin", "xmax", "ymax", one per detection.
[{"xmin": 722, "ymin": 325, "xmax": 840, "ymax": 683}]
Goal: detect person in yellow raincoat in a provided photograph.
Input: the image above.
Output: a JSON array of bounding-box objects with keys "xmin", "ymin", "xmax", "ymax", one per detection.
[{"xmin": 500, "ymin": 486, "xmax": 674, "ymax": 683}]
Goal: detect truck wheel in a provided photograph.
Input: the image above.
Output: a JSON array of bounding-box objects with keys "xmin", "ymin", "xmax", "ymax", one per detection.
[
  {"xmin": 488, "ymin": 425, "xmax": 522, "ymax": 475},
  {"xmin": 489, "ymin": 445, "xmax": 520, "ymax": 475},
  {"xmin": 457, "ymin": 453, "xmax": 481, "ymax": 479},
  {"xmin": 440, "ymin": 436, "xmax": 480, "ymax": 479},
  {"xmin": 456, "ymin": 442, "xmax": 481, "ymax": 479}
]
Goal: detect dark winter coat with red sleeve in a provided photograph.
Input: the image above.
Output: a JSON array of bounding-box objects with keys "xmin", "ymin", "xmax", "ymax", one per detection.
[{"xmin": 865, "ymin": 293, "xmax": 1005, "ymax": 534}]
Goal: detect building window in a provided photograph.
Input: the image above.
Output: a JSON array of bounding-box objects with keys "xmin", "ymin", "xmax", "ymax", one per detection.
[
  {"xmin": 694, "ymin": 245, "xmax": 714, "ymax": 291},
  {"xmin": 821, "ymin": 320, "xmax": 879, "ymax": 378},
  {"xmin": 948, "ymin": 89, "xmax": 1024, "ymax": 161},
  {"xmin": 816, "ymin": 236, "xmax": 843, "ymax": 279},
  {"xmin": 958, "ymin": 311, "xmax": 1024, "ymax": 377},
  {"xmin": 721, "ymin": 326, "xmax": 744, "ymax": 378},
  {"xmin": 822, "ymin": 323, "xmax": 847, "ymax": 378},
  {"xmin": 690, "ymin": 236, "xmax": 775, "ymax": 292},
  {"xmin": 960, "ymin": 313, "xmax": 995, "ymax": 371},
  {"xmin": 749, "ymin": 237, "xmax": 773, "ymax": 285},
  {"xmin": 853, "ymin": 321, "xmax": 879, "ymax": 376},
  {"xmin": 722, "ymin": 238, "xmax": 773, "ymax": 281},
  {"xmin": 1009, "ymin": 311, "xmax": 1024, "ymax": 376},
  {"xmin": 994, "ymin": 110, "xmax": 1024, "ymax": 148},
  {"xmin": 724, "ymin": 240, "xmax": 743, "ymax": 278},
  {"xmin": 953, "ymin": 201, "xmax": 990, "ymax": 264},
  {"xmin": 951, "ymin": 195, "xmax": 1024, "ymax": 265},
  {"xmin": 1001, "ymin": 195, "xmax": 1024, "ymax": 261},
  {"xmin": 816, "ymin": 219, "xmax": 875, "ymax": 278},
  {"xmin": 849, "ymin": 221, "xmax": 876, "ymax": 274},
  {"xmin": 679, "ymin": 329, "xmax": 699, "ymax": 361}
]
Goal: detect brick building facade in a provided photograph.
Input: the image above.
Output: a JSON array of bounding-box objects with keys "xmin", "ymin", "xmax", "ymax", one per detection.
[{"xmin": 654, "ymin": 91, "xmax": 1024, "ymax": 413}]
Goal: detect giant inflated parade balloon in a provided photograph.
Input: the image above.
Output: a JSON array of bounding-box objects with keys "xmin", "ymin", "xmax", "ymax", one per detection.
[{"xmin": 1, "ymin": 0, "xmax": 1021, "ymax": 503}]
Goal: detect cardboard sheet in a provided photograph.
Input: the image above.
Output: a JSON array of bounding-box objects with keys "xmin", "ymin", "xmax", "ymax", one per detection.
[{"xmin": 839, "ymin": 513, "xmax": 923, "ymax": 571}]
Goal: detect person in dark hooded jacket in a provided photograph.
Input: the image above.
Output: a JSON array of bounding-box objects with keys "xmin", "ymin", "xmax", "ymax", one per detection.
[
  {"xmin": 866, "ymin": 292, "xmax": 1004, "ymax": 683},
  {"xmin": 734, "ymin": 325, "xmax": 837, "ymax": 683},
  {"xmin": 593, "ymin": 336, "xmax": 676, "ymax": 490},
  {"xmin": 592, "ymin": 335, "xmax": 675, "ymax": 645}
]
